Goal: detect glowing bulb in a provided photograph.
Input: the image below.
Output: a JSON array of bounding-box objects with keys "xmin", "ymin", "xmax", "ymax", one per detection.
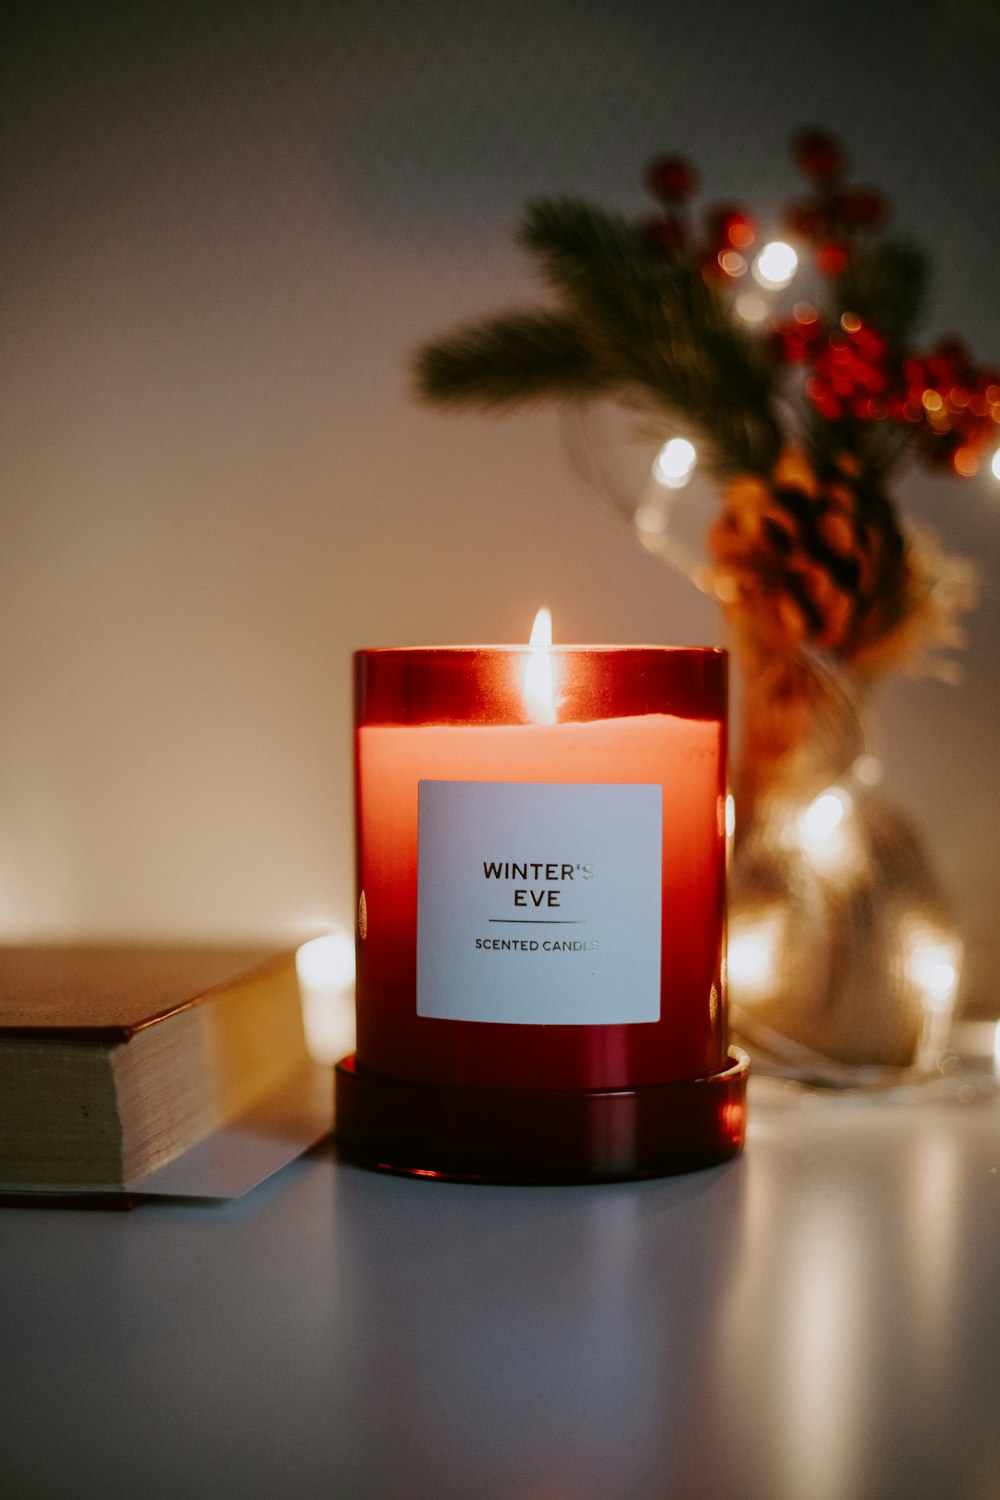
[
  {"xmin": 735, "ymin": 291, "xmax": 769, "ymax": 324},
  {"xmin": 797, "ymin": 786, "xmax": 860, "ymax": 876},
  {"xmin": 296, "ymin": 930, "xmax": 355, "ymax": 993},
  {"xmin": 803, "ymin": 789, "xmax": 848, "ymax": 840},
  {"xmin": 728, "ymin": 910, "xmax": 785, "ymax": 1004},
  {"xmin": 634, "ymin": 502, "xmax": 668, "ymax": 535},
  {"xmin": 853, "ymin": 754, "xmax": 883, "ymax": 788},
  {"xmin": 753, "ymin": 241, "xmax": 799, "ymax": 289},
  {"xmin": 653, "ymin": 437, "xmax": 697, "ymax": 489},
  {"xmin": 523, "ymin": 606, "xmax": 556, "ymax": 724},
  {"xmin": 725, "ymin": 793, "xmax": 736, "ymax": 840},
  {"xmin": 903, "ymin": 922, "xmax": 961, "ymax": 1014},
  {"xmin": 296, "ymin": 931, "xmax": 357, "ymax": 1063},
  {"xmin": 991, "ymin": 449, "xmax": 1000, "ymax": 480},
  {"xmin": 719, "ymin": 250, "xmax": 746, "ymax": 277}
]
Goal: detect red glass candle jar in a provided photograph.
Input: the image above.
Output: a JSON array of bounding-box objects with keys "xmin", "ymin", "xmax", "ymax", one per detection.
[{"xmin": 334, "ymin": 642, "xmax": 747, "ymax": 1181}]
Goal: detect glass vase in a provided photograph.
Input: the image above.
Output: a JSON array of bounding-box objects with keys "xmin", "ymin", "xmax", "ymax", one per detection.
[
  {"xmin": 561, "ymin": 398, "xmax": 964, "ymax": 1087},
  {"xmin": 727, "ymin": 647, "xmax": 962, "ymax": 1085}
]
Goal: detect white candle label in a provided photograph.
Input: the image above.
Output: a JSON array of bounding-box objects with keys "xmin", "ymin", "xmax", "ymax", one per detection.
[{"xmin": 417, "ymin": 781, "xmax": 662, "ymax": 1025}]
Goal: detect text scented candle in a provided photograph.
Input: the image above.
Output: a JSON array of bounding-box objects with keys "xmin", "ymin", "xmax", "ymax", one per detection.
[{"xmin": 335, "ymin": 621, "xmax": 748, "ymax": 1180}]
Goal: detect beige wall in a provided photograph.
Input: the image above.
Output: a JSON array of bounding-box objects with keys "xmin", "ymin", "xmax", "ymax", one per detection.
[{"xmin": 3, "ymin": 2, "xmax": 999, "ymax": 1013}]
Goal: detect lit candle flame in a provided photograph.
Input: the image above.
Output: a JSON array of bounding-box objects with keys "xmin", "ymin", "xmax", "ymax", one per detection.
[
  {"xmin": 529, "ymin": 606, "xmax": 552, "ymax": 648},
  {"xmin": 523, "ymin": 606, "xmax": 556, "ymax": 723}
]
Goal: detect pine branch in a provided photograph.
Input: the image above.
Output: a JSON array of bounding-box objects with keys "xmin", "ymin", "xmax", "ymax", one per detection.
[
  {"xmin": 417, "ymin": 198, "xmax": 784, "ymax": 474},
  {"xmin": 832, "ymin": 238, "xmax": 929, "ymax": 351},
  {"xmin": 522, "ymin": 199, "xmax": 783, "ymax": 473},
  {"xmin": 517, "ymin": 198, "xmax": 652, "ymax": 304},
  {"xmin": 799, "ymin": 400, "xmax": 914, "ymax": 486},
  {"xmin": 414, "ymin": 313, "xmax": 612, "ymax": 409}
]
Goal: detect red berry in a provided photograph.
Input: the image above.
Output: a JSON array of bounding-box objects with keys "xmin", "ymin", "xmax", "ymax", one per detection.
[
  {"xmin": 646, "ymin": 154, "xmax": 698, "ymax": 203},
  {"xmin": 704, "ymin": 203, "xmax": 756, "ymax": 249},
  {"xmin": 852, "ymin": 325, "xmax": 887, "ymax": 362},
  {"xmin": 816, "ymin": 241, "xmax": 851, "ymax": 275},
  {"xmin": 774, "ymin": 312, "xmax": 826, "ymax": 365},
  {"xmin": 791, "ymin": 128, "xmax": 848, "ymax": 184}
]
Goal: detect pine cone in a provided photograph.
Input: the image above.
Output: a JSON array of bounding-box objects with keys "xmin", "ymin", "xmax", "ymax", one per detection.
[{"xmin": 707, "ymin": 449, "xmax": 908, "ymax": 660}]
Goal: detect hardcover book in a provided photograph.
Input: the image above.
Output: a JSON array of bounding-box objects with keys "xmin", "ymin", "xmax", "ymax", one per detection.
[{"xmin": 0, "ymin": 945, "xmax": 318, "ymax": 1193}]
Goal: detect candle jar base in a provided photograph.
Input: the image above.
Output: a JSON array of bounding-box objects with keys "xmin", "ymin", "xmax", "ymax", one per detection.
[{"xmin": 333, "ymin": 1049, "xmax": 748, "ymax": 1183}]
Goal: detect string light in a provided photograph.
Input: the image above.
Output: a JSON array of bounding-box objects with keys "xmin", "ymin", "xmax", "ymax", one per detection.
[
  {"xmin": 634, "ymin": 502, "xmax": 668, "ymax": 535},
  {"xmin": 728, "ymin": 909, "xmax": 785, "ymax": 1004},
  {"xmin": 735, "ymin": 291, "xmax": 769, "ymax": 324},
  {"xmin": 796, "ymin": 786, "xmax": 862, "ymax": 877},
  {"xmin": 725, "ymin": 793, "xmax": 736, "ymax": 840},
  {"xmin": 903, "ymin": 917, "xmax": 963, "ymax": 1072},
  {"xmin": 718, "ymin": 250, "xmax": 747, "ymax": 277},
  {"xmin": 296, "ymin": 932, "xmax": 356, "ymax": 1062},
  {"xmin": 753, "ymin": 241, "xmax": 799, "ymax": 289},
  {"xmin": 296, "ymin": 930, "xmax": 355, "ymax": 992},
  {"xmin": 853, "ymin": 754, "xmax": 883, "ymax": 788},
  {"xmin": 653, "ymin": 437, "xmax": 697, "ymax": 488},
  {"xmin": 903, "ymin": 920, "xmax": 961, "ymax": 1014}
]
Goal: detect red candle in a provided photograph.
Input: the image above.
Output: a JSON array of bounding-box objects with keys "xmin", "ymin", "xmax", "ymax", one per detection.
[{"xmin": 336, "ymin": 621, "xmax": 747, "ymax": 1181}]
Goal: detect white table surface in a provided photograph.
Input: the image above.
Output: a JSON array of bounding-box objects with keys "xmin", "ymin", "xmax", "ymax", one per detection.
[{"xmin": 2, "ymin": 1079, "xmax": 998, "ymax": 1500}]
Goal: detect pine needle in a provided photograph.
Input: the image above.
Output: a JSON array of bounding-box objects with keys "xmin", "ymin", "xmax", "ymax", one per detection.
[
  {"xmin": 414, "ymin": 313, "xmax": 611, "ymax": 409},
  {"xmin": 414, "ymin": 196, "xmax": 783, "ymax": 474},
  {"xmin": 833, "ymin": 238, "xmax": 929, "ymax": 351}
]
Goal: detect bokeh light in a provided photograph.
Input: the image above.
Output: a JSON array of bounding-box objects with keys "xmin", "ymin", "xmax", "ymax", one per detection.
[
  {"xmin": 753, "ymin": 241, "xmax": 799, "ymax": 288},
  {"xmin": 653, "ymin": 437, "xmax": 697, "ymax": 488}
]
